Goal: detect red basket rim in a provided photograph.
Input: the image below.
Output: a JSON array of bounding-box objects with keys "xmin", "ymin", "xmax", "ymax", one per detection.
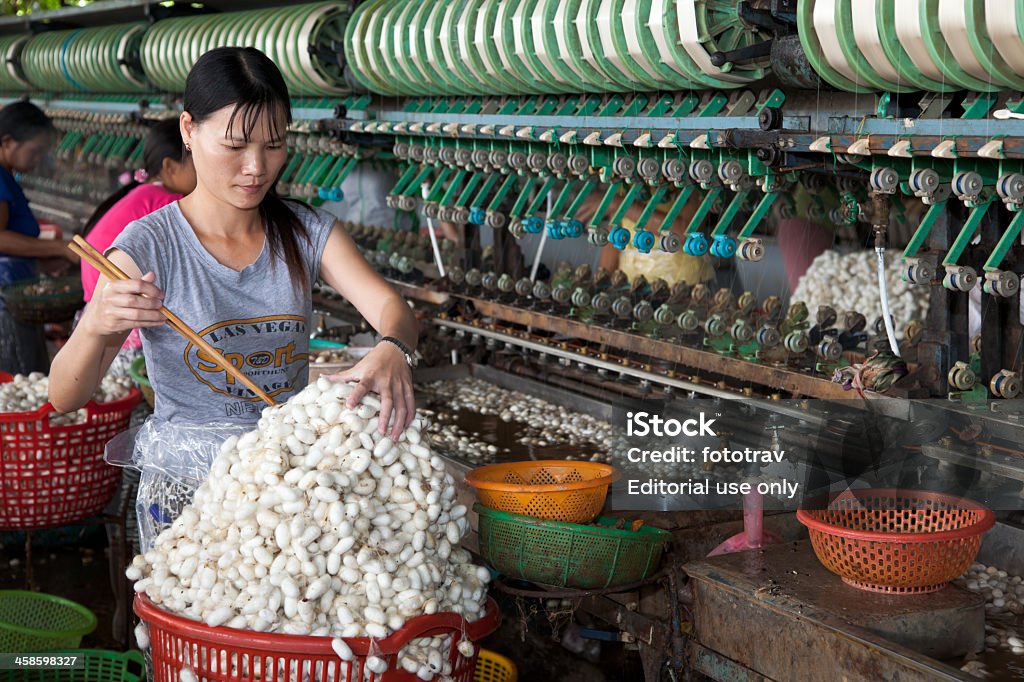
[
  {"xmin": 465, "ymin": 460, "xmax": 620, "ymax": 493},
  {"xmin": 134, "ymin": 594, "xmax": 499, "ymax": 654},
  {"xmin": 0, "ymin": 372, "xmax": 141, "ymax": 425},
  {"xmin": 796, "ymin": 488, "xmax": 995, "ymax": 544}
]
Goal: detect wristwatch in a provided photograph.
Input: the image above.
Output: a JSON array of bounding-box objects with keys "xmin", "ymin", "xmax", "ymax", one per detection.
[{"xmin": 379, "ymin": 336, "xmax": 418, "ymax": 368}]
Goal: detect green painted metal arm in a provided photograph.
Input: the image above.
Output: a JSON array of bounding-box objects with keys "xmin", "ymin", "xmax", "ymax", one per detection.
[
  {"xmin": 634, "ymin": 185, "xmax": 669, "ymax": 232},
  {"xmin": 902, "ymin": 201, "xmax": 947, "ymax": 260},
  {"xmin": 277, "ymin": 153, "xmax": 305, "ymax": 186},
  {"xmin": 390, "ymin": 164, "xmax": 421, "ymax": 197},
  {"xmin": 587, "ymin": 181, "xmax": 622, "ymax": 230},
  {"xmin": 79, "ymin": 134, "xmax": 101, "ymax": 158},
  {"xmin": 983, "ymin": 209, "xmax": 1024, "ymax": 272},
  {"xmin": 488, "ymin": 173, "xmax": 521, "ymax": 211},
  {"xmin": 526, "ymin": 177, "xmax": 558, "ymax": 215},
  {"xmin": 509, "ymin": 176, "xmax": 539, "ymax": 218},
  {"xmin": 564, "ymin": 180, "xmax": 597, "ymax": 217},
  {"xmin": 280, "ymin": 154, "xmax": 311, "ymax": 185},
  {"xmin": 400, "ymin": 166, "xmax": 438, "ymax": 198},
  {"xmin": 549, "ymin": 180, "xmax": 578, "ymax": 217},
  {"xmin": 942, "ymin": 200, "xmax": 994, "ymax": 267},
  {"xmin": 686, "ymin": 186, "xmax": 724, "ymax": 234},
  {"xmin": 439, "ymin": 170, "xmax": 468, "ymax": 206},
  {"xmin": 710, "ymin": 189, "xmax": 751, "ymax": 237},
  {"xmin": 422, "ymin": 168, "xmax": 454, "ymax": 202},
  {"xmin": 469, "ymin": 172, "xmax": 502, "ymax": 208},
  {"xmin": 455, "ymin": 173, "xmax": 484, "ymax": 207},
  {"xmin": 316, "ymin": 156, "xmax": 351, "ymax": 188},
  {"xmin": 332, "ymin": 157, "xmax": 360, "ymax": 187},
  {"xmin": 736, "ymin": 192, "xmax": 780, "ymax": 241},
  {"xmin": 658, "ymin": 186, "xmax": 696, "ymax": 231},
  {"xmin": 309, "ymin": 155, "xmax": 342, "ymax": 187},
  {"xmin": 610, "ymin": 183, "xmax": 644, "ymax": 225}
]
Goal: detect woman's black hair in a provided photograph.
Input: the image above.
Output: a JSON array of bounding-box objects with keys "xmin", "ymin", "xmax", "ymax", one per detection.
[
  {"xmin": 82, "ymin": 119, "xmax": 188, "ymax": 236},
  {"xmin": 0, "ymin": 100, "xmax": 54, "ymax": 142},
  {"xmin": 183, "ymin": 46, "xmax": 310, "ymax": 291}
]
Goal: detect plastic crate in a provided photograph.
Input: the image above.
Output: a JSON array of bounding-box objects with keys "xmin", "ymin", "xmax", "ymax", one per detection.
[
  {"xmin": 797, "ymin": 488, "xmax": 995, "ymax": 594},
  {"xmin": 0, "ymin": 373, "xmax": 141, "ymax": 530},
  {"xmin": 476, "ymin": 504, "xmax": 670, "ymax": 589},
  {"xmin": 0, "ymin": 591, "xmax": 97, "ymax": 653},
  {"xmin": 465, "ymin": 461, "xmax": 618, "ymax": 524},
  {"xmin": 1, "ymin": 649, "xmax": 144, "ymax": 681},
  {"xmin": 136, "ymin": 594, "xmax": 500, "ymax": 681}
]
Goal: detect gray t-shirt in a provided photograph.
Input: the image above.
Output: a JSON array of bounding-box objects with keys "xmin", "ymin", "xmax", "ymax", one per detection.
[{"xmin": 112, "ymin": 200, "xmax": 335, "ymax": 424}]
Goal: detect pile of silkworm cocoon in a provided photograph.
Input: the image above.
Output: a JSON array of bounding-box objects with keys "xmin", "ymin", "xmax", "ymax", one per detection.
[
  {"xmin": 791, "ymin": 249, "xmax": 928, "ymax": 333},
  {"xmin": 1, "ymin": 372, "xmax": 133, "ymax": 424},
  {"xmin": 128, "ymin": 377, "xmax": 490, "ymax": 681}
]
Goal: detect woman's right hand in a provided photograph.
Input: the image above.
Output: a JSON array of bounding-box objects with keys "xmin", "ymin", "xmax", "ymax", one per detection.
[{"xmin": 81, "ymin": 271, "xmax": 166, "ymax": 338}]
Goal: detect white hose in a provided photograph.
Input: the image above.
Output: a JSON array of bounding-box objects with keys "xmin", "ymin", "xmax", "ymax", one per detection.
[
  {"xmin": 876, "ymin": 246, "xmax": 901, "ymax": 356},
  {"xmin": 422, "ymin": 182, "xmax": 446, "ymax": 279},
  {"xmin": 528, "ymin": 191, "xmax": 552, "ymax": 278}
]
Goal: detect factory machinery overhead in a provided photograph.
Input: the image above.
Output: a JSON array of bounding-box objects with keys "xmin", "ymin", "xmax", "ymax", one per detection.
[{"xmin": 7, "ymin": 0, "xmax": 1024, "ymax": 678}]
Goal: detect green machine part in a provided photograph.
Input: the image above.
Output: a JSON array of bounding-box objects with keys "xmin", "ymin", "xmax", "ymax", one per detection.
[
  {"xmin": 346, "ymin": 0, "xmax": 765, "ymax": 95},
  {"xmin": 143, "ymin": 3, "xmax": 349, "ymax": 96},
  {"xmin": 22, "ymin": 24, "xmax": 149, "ymax": 93}
]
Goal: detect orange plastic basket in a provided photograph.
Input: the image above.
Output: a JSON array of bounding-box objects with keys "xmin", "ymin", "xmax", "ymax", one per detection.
[
  {"xmin": 135, "ymin": 595, "xmax": 500, "ymax": 682},
  {"xmin": 797, "ymin": 488, "xmax": 995, "ymax": 595},
  {"xmin": 464, "ymin": 461, "xmax": 618, "ymax": 524},
  {"xmin": 0, "ymin": 373, "xmax": 141, "ymax": 530}
]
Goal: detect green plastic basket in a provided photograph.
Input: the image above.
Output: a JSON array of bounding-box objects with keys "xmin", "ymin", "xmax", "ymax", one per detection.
[
  {"xmin": 128, "ymin": 356, "xmax": 153, "ymax": 409},
  {"xmin": 1, "ymin": 649, "xmax": 145, "ymax": 681},
  {"xmin": 0, "ymin": 591, "xmax": 97, "ymax": 653},
  {"xmin": 475, "ymin": 504, "xmax": 670, "ymax": 589}
]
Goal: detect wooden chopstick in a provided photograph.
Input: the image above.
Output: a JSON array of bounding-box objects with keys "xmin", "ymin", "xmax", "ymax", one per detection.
[{"xmin": 70, "ymin": 236, "xmax": 277, "ymax": 406}]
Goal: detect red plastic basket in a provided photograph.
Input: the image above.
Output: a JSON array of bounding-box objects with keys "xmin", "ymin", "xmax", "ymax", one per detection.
[
  {"xmin": 135, "ymin": 594, "xmax": 501, "ymax": 682},
  {"xmin": 797, "ymin": 488, "xmax": 995, "ymax": 594},
  {"xmin": 0, "ymin": 372, "xmax": 141, "ymax": 530}
]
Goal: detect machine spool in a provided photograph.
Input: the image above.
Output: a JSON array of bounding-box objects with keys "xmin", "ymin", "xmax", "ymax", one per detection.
[
  {"xmin": 731, "ymin": 319, "xmax": 754, "ymax": 344},
  {"xmin": 603, "ymin": 0, "xmax": 667, "ymax": 91},
  {"xmin": 22, "ymin": 23, "xmax": 148, "ymax": 93},
  {"xmin": 871, "ymin": 0, "xmax": 951, "ymax": 91},
  {"xmin": 578, "ymin": 0, "xmax": 637, "ymax": 91},
  {"xmin": 757, "ymin": 325, "xmax": 781, "ymax": 348},
  {"xmin": 990, "ymin": 370, "xmax": 1022, "ymax": 399},
  {"xmin": 143, "ymin": 3, "xmax": 348, "ymax": 95},
  {"xmin": 518, "ymin": 0, "xmax": 575, "ymax": 93},
  {"xmin": 948, "ymin": 361, "xmax": 977, "ymax": 391},
  {"xmin": 677, "ymin": 310, "xmax": 699, "ymax": 331},
  {"xmin": 536, "ymin": 0, "xmax": 593, "ymax": 90},
  {"xmin": 818, "ymin": 0, "xmax": 904, "ymax": 91},
  {"xmin": 441, "ymin": 0, "xmax": 484, "ymax": 94},
  {"xmin": 900, "ymin": 0, "xmax": 999, "ymax": 92},
  {"xmin": 937, "ymin": 0, "xmax": 1024, "ymax": 90},
  {"xmin": 798, "ymin": 0, "xmax": 868, "ymax": 92},
  {"xmin": 985, "ymin": 0, "xmax": 1024, "ymax": 75}
]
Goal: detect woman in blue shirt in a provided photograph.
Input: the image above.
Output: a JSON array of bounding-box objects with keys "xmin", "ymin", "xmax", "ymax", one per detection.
[{"xmin": 0, "ymin": 101, "xmax": 79, "ymax": 374}]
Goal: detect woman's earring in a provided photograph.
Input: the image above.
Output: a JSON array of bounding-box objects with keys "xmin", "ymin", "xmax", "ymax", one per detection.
[{"xmin": 184, "ymin": 143, "xmax": 191, "ymax": 152}]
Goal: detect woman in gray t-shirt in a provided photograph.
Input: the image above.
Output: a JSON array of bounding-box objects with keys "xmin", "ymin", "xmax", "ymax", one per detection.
[{"xmin": 49, "ymin": 47, "xmax": 419, "ymax": 548}]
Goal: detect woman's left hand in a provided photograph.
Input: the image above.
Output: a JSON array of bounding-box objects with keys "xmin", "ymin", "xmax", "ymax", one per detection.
[{"xmin": 329, "ymin": 343, "xmax": 415, "ymax": 439}]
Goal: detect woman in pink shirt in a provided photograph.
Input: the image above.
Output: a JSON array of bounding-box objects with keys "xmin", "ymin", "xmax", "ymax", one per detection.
[{"xmin": 79, "ymin": 119, "xmax": 196, "ymax": 375}]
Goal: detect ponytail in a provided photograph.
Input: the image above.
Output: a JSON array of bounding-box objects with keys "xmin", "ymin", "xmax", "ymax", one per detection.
[{"xmin": 260, "ymin": 193, "xmax": 311, "ymax": 292}]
